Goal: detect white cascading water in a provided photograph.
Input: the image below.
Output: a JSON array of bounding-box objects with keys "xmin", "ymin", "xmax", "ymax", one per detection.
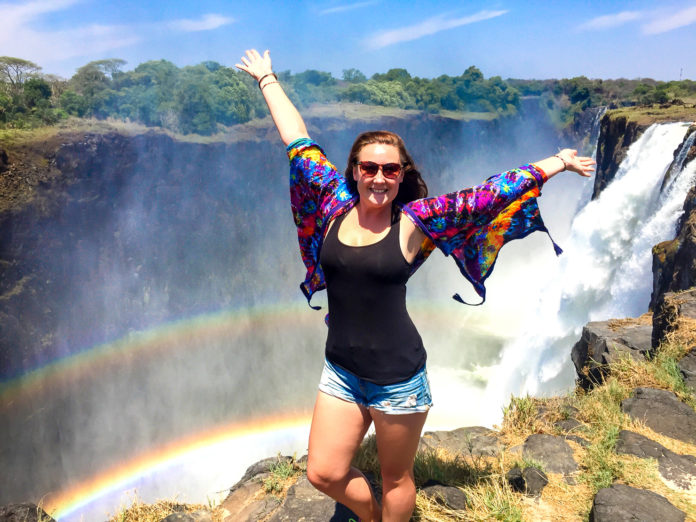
[{"xmin": 482, "ymin": 122, "xmax": 694, "ymax": 422}]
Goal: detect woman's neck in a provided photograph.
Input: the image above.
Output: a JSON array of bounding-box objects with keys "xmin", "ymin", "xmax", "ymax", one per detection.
[{"xmin": 353, "ymin": 201, "xmax": 393, "ymax": 232}]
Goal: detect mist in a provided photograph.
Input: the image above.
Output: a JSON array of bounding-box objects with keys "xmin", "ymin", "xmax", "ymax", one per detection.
[{"xmin": 1, "ymin": 100, "xmax": 601, "ymax": 519}]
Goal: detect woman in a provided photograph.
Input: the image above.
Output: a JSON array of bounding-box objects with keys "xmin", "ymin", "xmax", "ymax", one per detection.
[{"xmin": 236, "ymin": 49, "xmax": 594, "ymax": 522}]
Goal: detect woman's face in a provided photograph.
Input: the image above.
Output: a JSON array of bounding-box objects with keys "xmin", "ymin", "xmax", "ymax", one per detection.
[{"xmin": 353, "ymin": 143, "xmax": 403, "ymax": 210}]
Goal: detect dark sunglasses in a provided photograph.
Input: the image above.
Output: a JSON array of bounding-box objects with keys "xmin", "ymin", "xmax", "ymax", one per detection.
[{"xmin": 356, "ymin": 161, "xmax": 403, "ymax": 179}]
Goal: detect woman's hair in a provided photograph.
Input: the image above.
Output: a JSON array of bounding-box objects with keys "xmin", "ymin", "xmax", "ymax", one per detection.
[{"xmin": 344, "ymin": 131, "xmax": 428, "ymax": 206}]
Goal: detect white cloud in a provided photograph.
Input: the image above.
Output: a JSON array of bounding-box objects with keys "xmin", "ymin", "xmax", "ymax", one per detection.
[
  {"xmin": 578, "ymin": 10, "xmax": 643, "ymax": 31},
  {"xmin": 167, "ymin": 13, "xmax": 234, "ymax": 32},
  {"xmin": 320, "ymin": 1, "xmax": 378, "ymax": 15},
  {"xmin": 0, "ymin": 1, "xmax": 234, "ymax": 73},
  {"xmin": 366, "ymin": 9, "xmax": 508, "ymax": 50},
  {"xmin": 642, "ymin": 5, "xmax": 696, "ymax": 34}
]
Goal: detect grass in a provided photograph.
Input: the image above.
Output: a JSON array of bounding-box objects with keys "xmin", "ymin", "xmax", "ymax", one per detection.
[
  {"xmin": 606, "ymin": 103, "xmax": 696, "ymax": 126},
  {"xmin": 107, "ymin": 494, "xmax": 222, "ymax": 522},
  {"xmin": 262, "ymin": 455, "xmax": 303, "ymax": 495}
]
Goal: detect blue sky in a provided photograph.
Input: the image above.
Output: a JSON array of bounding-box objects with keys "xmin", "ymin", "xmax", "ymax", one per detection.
[{"xmin": 1, "ymin": 0, "xmax": 695, "ymax": 81}]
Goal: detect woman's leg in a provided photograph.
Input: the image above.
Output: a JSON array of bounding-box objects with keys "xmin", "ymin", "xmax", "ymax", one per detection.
[
  {"xmin": 371, "ymin": 409, "xmax": 428, "ymax": 522},
  {"xmin": 306, "ymin": 391, "xmax": 381, "ymax": 521}
]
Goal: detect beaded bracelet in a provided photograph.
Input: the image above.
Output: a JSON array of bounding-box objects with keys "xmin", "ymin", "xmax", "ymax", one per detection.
[
  {"xmin": 257, "ymin": 73, "xmax": 277, "ymax": 88},
  {"xmin": 260, "ymin": 80, "xmax": 279, "ymax": 91},
  {"xmin": 554, "ymin": 154, "xmax": 568, "ymax": 171}
]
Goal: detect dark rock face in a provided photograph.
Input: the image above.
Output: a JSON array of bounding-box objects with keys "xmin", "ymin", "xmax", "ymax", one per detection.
[
  {"xmin": 652, "ymin": 288, "xmax": 696, "ymax": 348},
  {"xmin": 621, "ymin": 387, "xmax": 696, "ymax": 444},
  {"xmin": 419, "ymin": 426, "xmax": 500, "ymax": 456},
  {"xmin": 522, "ymin": 434, "xmax": 578, "ymax": 474},
  {"xmin": 267, "ymin": 475, "xmax": 357, "ymax": 522},
  {"xmin": 679, "ymin": 349, "xmax": 696, "ymax": 392},
  {"xmin": 571, "ymin": 320, "xmax": 652, "ymax": 388},
  {"xmin": 652, "ymin": 184, "xmax": 696, "ymax": 311},
  {"xmin": 420, "ymin": 482, "xmax": 468, "ymax": 510},
  {"xmin": 616, "ymin": 430, "xmax": 696, "ymax": 489},
  {"xmin": 506, "ymin": 466, "xmax": 548, "ymax": 496},
  {"xmin": 0, "ymin": 504, "xmax": 55, "ymax": 522},
  {"xmin": 0, "ymin": 148, "xmax": 8, "ymax": 173},
  {"xmin": 593, "ymin": 114, "xmax": 646, "ymax": 199},
  {"xmin": 589, "ymin": 483, "xmax": 685, "ymax": 522}
]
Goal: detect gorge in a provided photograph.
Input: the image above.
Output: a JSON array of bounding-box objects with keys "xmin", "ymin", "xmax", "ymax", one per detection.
[{"xmin": 1, "ymin": 101, "xmax": 695, "ymax": 520}]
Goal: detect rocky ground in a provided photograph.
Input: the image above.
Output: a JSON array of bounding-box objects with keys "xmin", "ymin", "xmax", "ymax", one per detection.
[{"xmin": 4, "ymin": 288, "xmax": 695, "ymax": 521}]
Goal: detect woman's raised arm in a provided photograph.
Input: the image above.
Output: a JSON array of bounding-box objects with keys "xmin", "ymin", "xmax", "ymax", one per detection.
[
  {"xmin": 235, "ymin": 49, "xmax": 309, "ymax": 146},
  {"xmin": 533, "ymin": 148, "xmax": 595, "ymax": 179}
]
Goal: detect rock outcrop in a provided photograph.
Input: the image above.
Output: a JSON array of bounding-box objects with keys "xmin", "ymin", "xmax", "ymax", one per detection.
[
  {"xmin": 571, "ymin": 319, "xmax": 652, "ymax": 388},
  {"xmin": 593, "ymin": 114, "xmax": 647, "ymax": 199},
  {"xmin": 621, "ymin": 387, "xmax": 696, "ymax": 445},
  {"xmin": 589, "ymin": 483, "xmax": 685, "ymax": 522}
]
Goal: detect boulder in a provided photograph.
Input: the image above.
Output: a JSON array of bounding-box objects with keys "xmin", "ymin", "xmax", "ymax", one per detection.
[
  {"xmin": 0, "ymin": 504, "xmax": 55, "ymax": 522},
  {"xmin": 506, "ymin": 466, "xmax": 548, "ymax": 496},
  {"xmin": 679, "ymin": 348, "xmax": 696, "ymax": 392},
  {"xmin": 554, "ymin": 418, "xmax": 583, "ymax": 434},
  {"xmin": 521, "ymin": 434, "xmax": 578, "ymax": 474},
  {"xmin": 621, "ymin": 387, "xmax": 696, "ymax": 444},
  {"xmin": 571, "ymin": 320, "xmax": 652, "ymax": 388},
  {"xmin": 232, "ymin": 456, "xmax": 293, "ymax": 490},
  {"xmin": 220, "ymin": 480, "xmax": 280, "ymax": 522},
  {"xmin": 419, "ymin": 426, "xmax": 500, "ymax": 457},
  {"xmin": 589, "ymin": 483, "xmax": 685, "ymax": 521},
  {"xmin": 420, "ymin": 481, "xmax": 468, "ymax": 510},
  {"xmin": 267, "ymin": 475, "xmax": 358, "ymax": 522},
  {"xmin": 652, "ymin": 288, "xmax": 696, "ymax": 348},
  {"xmin": 616, "ymin": 430, "xmax": 696, "ymax": 489}
]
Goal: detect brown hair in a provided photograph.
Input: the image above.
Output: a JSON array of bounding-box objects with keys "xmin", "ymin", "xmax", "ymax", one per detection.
[{"xmin": 344, "ymin": 131, "xmax": 428, "ymax": 207}]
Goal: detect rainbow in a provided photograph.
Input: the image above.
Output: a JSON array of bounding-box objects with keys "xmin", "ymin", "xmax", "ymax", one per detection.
[
  {"xmin": 46, "ymin": 412, "xmax": 311, "ymax": 520},
  {"xmin": 0, "ymin": 303, "xmax": 316, "ymax": 410},
  {"xmin": 0, "ymin": 303, "xmax": 320, "ymax": 519}
]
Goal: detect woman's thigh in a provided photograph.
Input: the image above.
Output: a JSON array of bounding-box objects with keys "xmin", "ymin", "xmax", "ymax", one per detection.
[
  {"xmin": 307, "ymin": 391, "xmax": 373, "ymax": 476},
  {"xmin": 371, "ymin": 409, "xmax": 428, "ymax": 480}
]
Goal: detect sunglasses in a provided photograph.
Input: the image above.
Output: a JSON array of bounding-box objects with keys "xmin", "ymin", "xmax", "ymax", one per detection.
[{"xmin": 356, "ymin": 161, "xmax": 403, "ymax": 179}]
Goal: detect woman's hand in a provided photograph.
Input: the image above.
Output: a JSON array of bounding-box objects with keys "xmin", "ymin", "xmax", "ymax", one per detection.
[
  {"xmin": 234, "ymin": 48, "xmax": 309, "ymax": 145},
  {"xmin": 235, "ymin": 49, "xmax": 273, "ymax": 82},
  {"xmin": 534, "ymin": 149, "xmax": 595, "ymax": 180},
  {"xmin": 555, "ymin": 148, "xmax": 596, "ymax": 177}
]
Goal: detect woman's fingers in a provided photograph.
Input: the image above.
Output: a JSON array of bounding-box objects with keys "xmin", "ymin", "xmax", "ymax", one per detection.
[{"xmin": 235, "ymin": 49, "xmax": 273, "ymax": 79}]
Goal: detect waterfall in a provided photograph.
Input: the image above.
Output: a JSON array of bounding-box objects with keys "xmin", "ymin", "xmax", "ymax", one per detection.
[
  {"xmin": 662, "ymin": 129, "xmax": 696, "ymax": 192},
  {"xmin": 481, "ymin": 121, "xmax": 694, "ymax": 422}
]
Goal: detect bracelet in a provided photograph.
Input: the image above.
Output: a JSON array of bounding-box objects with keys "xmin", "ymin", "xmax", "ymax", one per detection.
[
  {"xmin": 257, "ymin": 73, "xmax": 277, "ymax": 88},
  {"xmin": 260, "ymin": 80, "xmax": 279, "ymax": 91},
  {"xmin": 554, "ymin": 154, "xmax": 568, "ymax": 171}
]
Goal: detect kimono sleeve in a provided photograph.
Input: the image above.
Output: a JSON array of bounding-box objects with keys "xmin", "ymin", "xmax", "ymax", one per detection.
[
  {"xmin": 403, "ymin": 164, "xmax": 558, "ymax": 303},
  {"xmin": 287, "ymin": 138, "xmax": 354, "ymax": 305}
]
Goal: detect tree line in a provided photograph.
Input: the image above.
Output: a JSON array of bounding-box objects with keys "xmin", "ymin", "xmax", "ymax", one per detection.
[{"xmin": 1, "ymin": 56, "xmax": 695, "ymax": 136}]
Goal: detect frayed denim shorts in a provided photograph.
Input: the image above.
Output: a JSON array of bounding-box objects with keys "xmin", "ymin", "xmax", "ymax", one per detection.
[{"xmin": 318, "ymin": 358, "xmax": 433, "ymax": 415}]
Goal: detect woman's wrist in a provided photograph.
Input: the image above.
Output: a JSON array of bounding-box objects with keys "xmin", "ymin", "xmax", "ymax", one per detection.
[
  {"xmin": 554, "ymin": 154, "xmax": 568, "ymax": 171},
  {"xmin": 258, "ymin": 72, "xmax": 277, "ymax": 89}
]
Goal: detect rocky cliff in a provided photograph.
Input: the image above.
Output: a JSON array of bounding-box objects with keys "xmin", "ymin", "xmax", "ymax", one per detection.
[{"xmin": 2, "ymin": 106, "xmax": 696, "ymax": 521}]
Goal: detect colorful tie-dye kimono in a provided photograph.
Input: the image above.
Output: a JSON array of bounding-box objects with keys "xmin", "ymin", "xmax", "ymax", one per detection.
[{"xmin": 287, "ymin": 137, "xmax": 559, "ymax": 308}]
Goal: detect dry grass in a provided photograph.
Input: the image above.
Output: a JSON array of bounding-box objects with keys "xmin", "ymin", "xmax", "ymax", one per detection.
[
  {"xmin": 107, "ymin": 495, "xmax": 222, "ymax": 522},
  {"xmin": 606, "ymin": 104, "xmax": 696, "ymax": 126}
]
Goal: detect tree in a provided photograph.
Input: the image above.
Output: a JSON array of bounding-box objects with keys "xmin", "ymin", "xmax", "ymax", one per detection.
[
  {"xmin": 372, "ymin": 68, "xmax": 411, "ymax": 83},
  {"xmin": 23, "ymin": 78, "xmax": 52, "ymax": 108},
  {"xmin": 0, "ymin": 57, "xmax": 41, "ymax": 96},
  {"xmin": 342, "ymin": 68, "xmax": 366, "ymax": 83}
]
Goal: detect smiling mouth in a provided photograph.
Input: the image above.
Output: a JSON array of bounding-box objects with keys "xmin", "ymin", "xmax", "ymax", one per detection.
[{"xmin": 370, "ymin": 188, "xmax": 388, "ymax": 194}]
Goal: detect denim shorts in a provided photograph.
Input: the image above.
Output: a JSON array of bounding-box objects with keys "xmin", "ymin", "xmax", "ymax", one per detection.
[{"xmin": 318, "ymin": 358, "xmax": 433, "ymax": 415}]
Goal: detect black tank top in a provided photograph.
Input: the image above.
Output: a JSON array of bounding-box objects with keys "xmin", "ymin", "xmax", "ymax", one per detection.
[{"xmin": 320, "ymin": 211, "xmax": 426, "ymax": 384}]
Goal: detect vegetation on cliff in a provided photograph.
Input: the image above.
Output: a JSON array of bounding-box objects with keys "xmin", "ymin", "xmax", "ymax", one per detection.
[{"xmin": 2, "ymin": 55, "xmax": 696, "ymax": 136}]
